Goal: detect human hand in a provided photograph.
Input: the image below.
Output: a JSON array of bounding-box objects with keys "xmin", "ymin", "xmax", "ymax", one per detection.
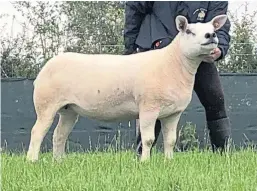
[{"xmin": 203, "ymin": 48, "xmax": 222, "ymax": 63}]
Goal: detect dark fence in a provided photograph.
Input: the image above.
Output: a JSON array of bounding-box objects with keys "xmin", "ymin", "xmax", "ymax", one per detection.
[{"xmin": 1, "ymin": 74, "xmax": 257, "ymax": 153}]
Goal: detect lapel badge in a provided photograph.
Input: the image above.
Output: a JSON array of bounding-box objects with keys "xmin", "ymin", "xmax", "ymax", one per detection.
[{"xmin": 197, "ymin": 10, "xmax": 206, "ymax": 21}]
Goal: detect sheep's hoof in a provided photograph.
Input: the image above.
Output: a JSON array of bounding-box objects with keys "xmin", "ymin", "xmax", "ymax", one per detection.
[
  {"xmin": 26, "ymin": 155, "xmax": 38, "ymax": 163},
  {"xmin": 164, "ymin": 153, "xmax": 174, "ymax": 162},
  {"xmin": 52, "ymin": 157, "xmax": 64, "ymax": 163},
  {"xmin": 53, "ymin": 153, "xmax": 66, "ymax": 163},
  {"xmin": 140, "ymin": 156, "xmax": 150, "ymax": 162}
]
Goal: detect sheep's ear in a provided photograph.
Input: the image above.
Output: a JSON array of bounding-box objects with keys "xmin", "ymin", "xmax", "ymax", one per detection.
[
  {"xmin": 210, "ymin": 14, "xmax": 228, "ymax": 31},
  {"xmin": 175, "ymin": 15, "xmax": 188, "ymax": 32}
]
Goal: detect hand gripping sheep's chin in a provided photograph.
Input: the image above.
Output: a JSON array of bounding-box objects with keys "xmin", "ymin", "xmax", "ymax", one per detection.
[
  {"xmin": 26, "ymin": 14, "xmax": 228, "ymax": 163},
  {"xmin": 199, "ymin": 46, "xmax": 217, "ymax": 56}
]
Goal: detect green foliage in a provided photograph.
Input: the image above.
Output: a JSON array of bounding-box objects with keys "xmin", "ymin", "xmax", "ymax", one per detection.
[
  {"xmin": 1, "ymin": 1, "xmax": 64, "ymax": 78},
  {"xmin": 175, "ymin": 122, "xmax": 200, "ymax": 152},
  {"xmin": 217, "ymin": 2, "xmax": 257, "ymax": 73},
  {"xmin": 0, "ymin": 21, "xmax": 40, "ymax": 78},
  {"xmin": 61, "ymin": 1, "xmax": 125, "ymax": 54}
]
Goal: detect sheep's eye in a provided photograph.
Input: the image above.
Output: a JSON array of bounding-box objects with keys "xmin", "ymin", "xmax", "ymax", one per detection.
[
  {"xmin": 186, "ymin": 29, "xmax": 191, "ymax": 34},
  {"xmin": 186, "ymin": 29, "xmax": 195, "ymax": 35}
]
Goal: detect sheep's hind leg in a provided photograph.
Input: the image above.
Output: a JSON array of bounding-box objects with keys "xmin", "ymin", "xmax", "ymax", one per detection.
[
  {"xmin": 139, "ymin": 109, "xmax": 159, "ymax": 162},
  {"xmin": 27, "ymin": 107, "xmax": 57, "ymax": 162},
  {"xmin": 53, "ymin": 106, "xmax": 79, "ymax": 160},
  {"xmin": 160, "ymin": 113, "xmax": 182, "ymax": 159}
]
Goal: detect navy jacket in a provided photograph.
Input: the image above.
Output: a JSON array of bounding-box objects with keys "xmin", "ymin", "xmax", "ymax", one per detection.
[{"xmin": 123, "ymin": 1, "xmax": 231, "ymax": 60}]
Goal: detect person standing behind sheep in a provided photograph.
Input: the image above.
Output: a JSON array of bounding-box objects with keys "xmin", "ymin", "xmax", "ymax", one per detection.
[{"xmin": 123, "ymin": 1, "xmax": 232, "ymax": 155}]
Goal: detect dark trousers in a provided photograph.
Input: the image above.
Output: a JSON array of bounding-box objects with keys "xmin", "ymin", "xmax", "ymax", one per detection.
[{"xmin": 136, "ymin": 38, "xmax": 231, "ymax": 154}]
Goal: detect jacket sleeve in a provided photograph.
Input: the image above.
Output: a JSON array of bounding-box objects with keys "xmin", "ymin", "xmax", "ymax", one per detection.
[
  {"xmin": 205, "ymin": 1, "xmax": 231, "ymax": 61},
  {"xmin": 123, "ymin": 1, "xmax": 154, "ymax": 55}
]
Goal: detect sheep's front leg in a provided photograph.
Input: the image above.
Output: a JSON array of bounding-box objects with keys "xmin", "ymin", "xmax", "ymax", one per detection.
[
  {"xmin": 160, "ymin": 113, "xmax": 182, "ymax": 159},
  {"xmin": 139, "ymin": 109, "xmax": 159, "ymax": 162}
]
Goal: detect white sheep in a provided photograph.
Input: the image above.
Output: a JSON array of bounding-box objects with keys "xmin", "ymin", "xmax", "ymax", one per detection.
[{"xmin": 26, "ymin": 15, "xmax": 228, "ymax": 162}]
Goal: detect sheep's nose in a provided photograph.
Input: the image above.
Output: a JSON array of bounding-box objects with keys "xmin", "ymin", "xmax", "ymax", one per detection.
[{"xmin": 205, "ymin": 32, "xmax": 216, "ymax": 39}]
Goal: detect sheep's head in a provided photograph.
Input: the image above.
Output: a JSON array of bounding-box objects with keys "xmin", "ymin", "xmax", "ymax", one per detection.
[{"xmin": 175, "ymin": 14, "xmax": 228, "ymax": 60}]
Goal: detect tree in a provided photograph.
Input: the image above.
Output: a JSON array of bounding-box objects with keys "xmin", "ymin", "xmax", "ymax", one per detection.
[
  {"xmin": 1, "ymin": 1, "xmax": 66, "ymax": 78},
  {"xmin": 61, "ymin": 1, "xmax": 125, "ymax": 54},
  {"xmin": 217, "ymin": 2, "xmax": 257, "ymax": 73},
  {"xmin": 0, "ymin": 13, "xmax": 40, "ymax": 78},
  {"xmin": 12, "ymin": 1, "xmax": 65, "ymax": 63}
]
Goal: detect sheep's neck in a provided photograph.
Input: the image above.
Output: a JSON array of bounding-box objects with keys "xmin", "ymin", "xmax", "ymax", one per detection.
[{"xmin": 165, "ymin": 37, "xmax": 201, "ymax": 88}]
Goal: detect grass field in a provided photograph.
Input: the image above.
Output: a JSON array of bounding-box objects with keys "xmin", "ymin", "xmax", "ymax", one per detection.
[{"xmin": 1, "ymin": 148, "xmax": 257, "ymax": 191}]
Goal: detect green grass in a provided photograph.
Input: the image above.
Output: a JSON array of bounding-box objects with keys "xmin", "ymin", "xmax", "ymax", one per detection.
[{"xmin": 1, "ymin": 149, "xmax": 257, "ymax": 191}]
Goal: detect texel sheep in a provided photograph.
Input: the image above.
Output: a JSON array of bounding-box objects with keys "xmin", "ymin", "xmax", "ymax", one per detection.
[{"xmin": 26, "ymin": 14, "xmax": 228, "ymax": 162}]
